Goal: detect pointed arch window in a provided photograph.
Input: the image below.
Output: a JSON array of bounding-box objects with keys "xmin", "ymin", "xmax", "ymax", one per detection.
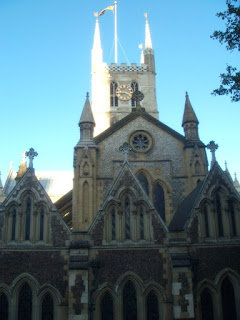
[
  {"xmin": 131, "ymin": 82, "xmax": 138, "ymax": 107},
  {"xmin": 125, "ymin": 197, "xmax": 130, "ymax": 240},
  {"xmin": 18, "ymin": 283, "xmax": 32, "ymax": 320},
  {"xmin": 153, "ymin": 184, "xmax": 165, "ymax": 221},
  {"xmin": 216, "ymin": 193, "xmax": 223, "ymax": 237},
  {"xmin": 203, "ymin": 205, "xmax": 209, "ymax": 238},
  {"xmin": 123, "ymin": 281, "xmax": 137, "ymax": 320},
  {"xmin": 110, "ymin": 82, "xmax": 118, "ymax": 107},
  {"xmin": 101, "ymin": 291, "xmax": 114, "ymax": 320},
  {"xmin": 11, "ymin": 208, "xmax": 17, "ymax": 241},
  {"xmin": 200, "ymin": 288, "xmax": 214, "ymax": 320},
  {"xmin": 140, "ymin": 206, "xmax": 144, "ymax": 240},
  {"xmin": 40, "ymin": 207, "xmax": 44, "ymax": 241},
  {"xmin": 25, "ymin": 198, "xmax": 31, "ymax": 241},
  {"xmin": 146, "ymin": 290, "xmax": 159, "ymax": 320},
  {"xmin": 0, "ymin": 292, "xmax": 8, "ymax": 320},
  {"xmin": 221, "ymin": 278, "xmax": 237, "ymax": 320},
  {"xmin": 229, "ymin": 202, "xmax": 237, "ymax": 237},
  {"xmin": 137, "ymin": 173, "xmax": 149, "ymax": 196},
  {"xmin": 195, "ymin": 161, "xmax": 201, "ymax": 174},
  {"xmin": 41, "ymin": 293, "xmax": 54, "ymax": 320},
  {"xmin": 111, "ymin": 207, "xmax": 116, "ymax": 240}
]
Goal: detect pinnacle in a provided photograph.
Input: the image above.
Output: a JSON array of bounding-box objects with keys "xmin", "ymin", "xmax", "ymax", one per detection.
[
  {"xmin": 182, "ymin": 92, "xmax": 199, "ymax": 126},
  {"xmin": 79, "ymin": 93, "xmax": 95, "ymax": 125}
]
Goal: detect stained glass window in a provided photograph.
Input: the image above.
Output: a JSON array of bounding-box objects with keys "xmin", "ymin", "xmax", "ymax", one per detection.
[
  {"xmin": 11, "ymin": 209, "xmax": 16, "ymax": 241},
  {"xmin": 146, "ymin": 291, "xmax": 159, "ymax": 320},
  {"xmin": 40, "ymin": 207, "xmax": 44, "ymax": 241},
  {"xmin": 0, "ymin": 292, "xmax": 8, "ymax": 320},
  {"xmin": 137, "ymin": 173, "xmax": 149, "ymax": 195},
  {"xmin": 200, "ymin": 289, "xmax": 214, "ymax": 320},
  {"xmin": 140, "ymin": 207, "xmax": 144, "ymax": 240},
  {"xmin": 111, "ymin": 207, "xmax": 116, "ymax": 240},
  {"xmin": 203, "ymin": 205, "xmax": 209, "ymax": 237},
  {"xmin": 229, "ymin": 202, "xmax": 237, "ymax": 236},
  {"xmin": 123, "ymin": 281, "xmax": 137, "ymax": 320},
  {"xmin": 18, "ymin": 283, "xmax": 32, "ymax": 320},
  {"xmin": 25, "ymin": 198, "xmax": 31, "ymax": 241},
  {"xmin": 153, "ymin": 184, "xmax": 165, "ymax": 221},
  {"xmin": 221, "ymin": 278, "xmax": 237, "ymax": 320},
  {"xmin": 216, "ymin": 194, "xmax": 223, "ymax": 237},
  {"xmin": 42, "ymin": 293, "xmax": 54, "ymax": 320},
  {"xmin": 101, "ymin": 292, "xmax": 114, "ymax": 320},
  {"xmin": 125, "ymin": 198, "xmax": 130, "ymax": 240}
]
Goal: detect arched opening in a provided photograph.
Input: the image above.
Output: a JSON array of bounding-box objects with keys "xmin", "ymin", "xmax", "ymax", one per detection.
[
  {"xmin": 140, "ymin": 206, "xmax": 144, "ymax": 240},
  {"xmin": 110, "ymin": 82, "xmax": 118, "ymax": 107},
  {"xmin": 195, "ymin": 161, "xmax": 201, "ymax": 174},
  {"xmin": 137, "ymin": 172, "xmax": 149, "ymax": 196},
  {"xmin": 221, "ymin": 277, "xmax": 237, "ymax": 320},
  {"xmin": 11, "ymin": 208, "xmax": 17, "ymax": 241},
  {"xmin": 200, "ymin": 288, "xmax": 214, "ymax": 320},
  {"xmin": 131, "ymin": 82, "xmax": 138, "ymax": 107},
  {"xmin": 153, "ymin": 184, "xmax": 165, "ymax": 221},
  {"xmin": 111, "ymin": 207, "xmax": 116, "ymax": 240},
  {"xmin": 203, "ymin": 205, "xmax": 209, "ymax": 238},
  {"xmin": 216, "ymin": 193, "xmax": 223, "ymax": 237},
  {"xmin": 25, "ymin": 197, "xmax": 31, "ymax": 240},
  {"xmin": 229, "ymin": 202, "xmax": 237, "ymax": 237},
  {"xmin": 41, "ymin": 292, "xmax": 54, "ymax": 320},
  {"xmin": 18, "ymin": 283, "xmax": 32, "ymax": 320},
  {"xmin": 146, "ymin": 290, "xmax": 159, "ymax": 320},
  {"xmin": 0, "ymin": 292, "xmax": 8, "ymax": 320},
  {"xmin": 125, "ymin": 197, "xmax": 130, "ymax": 240},
  {"xmin": 40, "ymin": 207, "xmax": 44, "ymax": 241},
  {"xmin": 101, "ymin": 291, "xmax": 114, "ymax": 320},
  {"xmin": 83, "ymin": 181, "xmax": 89, "ymax": 223},
  {"xmin": 123, "ymin": 281, "xmax": 137, "ymax": 320}
]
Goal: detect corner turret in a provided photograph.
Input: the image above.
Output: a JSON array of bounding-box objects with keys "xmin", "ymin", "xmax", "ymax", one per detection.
[
  {"xmin": 182, "ymin": 92, "xmax": 199, "ymax": 140},
  {"xmin": 78, "ymin": 93, "xmax": 95, "ymax": 143}
]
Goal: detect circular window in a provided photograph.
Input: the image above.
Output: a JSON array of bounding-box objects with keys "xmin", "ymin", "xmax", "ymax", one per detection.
[{"xmin": 130, "ymin": 131, "xmax": 153, "ymax": 152}]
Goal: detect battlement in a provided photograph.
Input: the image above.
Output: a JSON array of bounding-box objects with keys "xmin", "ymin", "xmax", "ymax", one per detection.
[{"xmin": 106, "ymin": 63, "xmax": 148, "ymax": 73}]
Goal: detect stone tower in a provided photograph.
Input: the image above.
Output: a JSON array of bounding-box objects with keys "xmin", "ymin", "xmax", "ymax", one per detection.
[
  {"xmin": 91, "ymin": 14, "xmax": 158, "ymax": 136},
  {"xmin": 72, "ymin": 93, "xmax": 98, "ymax": 231}
]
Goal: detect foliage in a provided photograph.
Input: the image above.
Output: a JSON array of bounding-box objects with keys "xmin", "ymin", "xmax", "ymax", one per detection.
[{"xmin": 211, "ymin": 0, "xmax": 240, "ymax": 102}]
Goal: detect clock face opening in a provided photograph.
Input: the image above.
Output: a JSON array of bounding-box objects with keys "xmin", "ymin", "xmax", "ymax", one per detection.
[{"xmin": 116, "ymin": 85, "xmax": 133, "ymax": 101}]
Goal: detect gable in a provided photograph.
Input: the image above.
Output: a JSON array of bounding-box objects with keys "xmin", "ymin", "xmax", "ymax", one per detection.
[{"xmin": 0, "ymin": 169, "xmax": 70, "ymax": 246}]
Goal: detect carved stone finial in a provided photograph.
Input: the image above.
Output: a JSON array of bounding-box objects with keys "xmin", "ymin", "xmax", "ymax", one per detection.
[
  {"xmin": 86, "ymin": 92, "xmax": 89, "ymax": 99},
  {"xmin": 26, "ymin": 148, "xmax": 38, "ymax": 169},
  {"xmin": 119, "ymin": 142, "xmax": 132, "ymax": 163},
  {"xmin": 207, "ymin": 141, "xmax": 218, "ymax": 168}
]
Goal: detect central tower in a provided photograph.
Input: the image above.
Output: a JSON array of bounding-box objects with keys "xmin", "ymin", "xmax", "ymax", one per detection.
[{"xmin": 91, "ymin": 14, "xmax": 159, "ymax": 136}]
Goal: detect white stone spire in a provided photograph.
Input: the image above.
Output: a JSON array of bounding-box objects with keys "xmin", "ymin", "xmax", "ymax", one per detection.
[
  {"xmin": 144, "ymin": 13, "xmax": 152, "ymax": 49},
  {"xmin": 92, "ymin": 14, "xmax": 103, "ymax": 68}
]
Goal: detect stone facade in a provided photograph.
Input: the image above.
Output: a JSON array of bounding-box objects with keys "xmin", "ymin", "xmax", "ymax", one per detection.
[{"xmin": 0, "ymin": 12, "xmax": 240, "ymax": 320}]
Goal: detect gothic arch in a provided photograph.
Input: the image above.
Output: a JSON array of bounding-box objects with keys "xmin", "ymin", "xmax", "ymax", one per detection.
[
  {"xmin": 135, "ymin": 169, "xmax": 152, "ymax": 196},
  {"xmin": 94, "ymin": 287, "xmax": 116, "ymax": 320}
]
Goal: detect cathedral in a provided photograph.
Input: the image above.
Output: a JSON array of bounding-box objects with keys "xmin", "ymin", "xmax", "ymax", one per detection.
[{"xmin": 0, "ymin": 13, "xmax": 240, "ymax": 320}]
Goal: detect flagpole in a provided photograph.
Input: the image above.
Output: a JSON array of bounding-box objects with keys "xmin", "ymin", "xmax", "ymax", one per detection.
[{"xmin": 114, "ymin": 1, "xmax": 117, "ymax": 64}]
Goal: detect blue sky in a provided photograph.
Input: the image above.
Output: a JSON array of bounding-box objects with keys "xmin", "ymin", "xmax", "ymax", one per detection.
[{"xmin": 0, "ymin": 0, "xmax": 239, "ymax": 185}]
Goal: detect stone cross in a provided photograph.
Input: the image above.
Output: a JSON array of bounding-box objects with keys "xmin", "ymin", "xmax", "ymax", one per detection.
[
  {"xmin": 119, "ymin": 142, "xmax": 132, "ymax": 163},
  {"xmin": 207, "ymin": 140, "xmax": 218, "ymax": 168},
  {"xmin": 26, "ymin": 148, "xmax": 38, "ymax": 169},
  {"xmin": 132, "ymin": 90, "xmax": 144, "ymax": 110}
]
